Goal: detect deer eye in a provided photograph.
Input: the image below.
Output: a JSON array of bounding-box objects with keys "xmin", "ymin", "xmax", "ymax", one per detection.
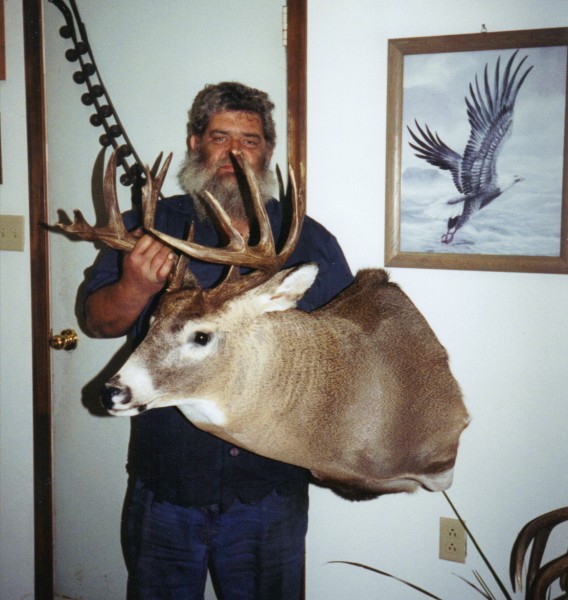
[{"xmin": 193, "ymin": 331, "xmax": 211, "ymax": 346}]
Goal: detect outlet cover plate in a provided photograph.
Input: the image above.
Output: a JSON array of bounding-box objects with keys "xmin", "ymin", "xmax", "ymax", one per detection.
[{"xmin": 439, "ymin": 516, "xmax": 466, "ymax": 563}]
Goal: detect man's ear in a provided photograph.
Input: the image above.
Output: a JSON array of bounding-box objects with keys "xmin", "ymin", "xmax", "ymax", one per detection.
[{"xmin": 188, "ymin": 134, "xmax": 200, "ymax": 152}]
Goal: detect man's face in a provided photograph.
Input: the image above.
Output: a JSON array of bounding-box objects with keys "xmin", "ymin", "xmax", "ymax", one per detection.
[
  {"xmin": 178, "ymin": 109, "xmax": 275, "ymax": 222},
  {"xmin": 189, "ymin": 110, "xmax": 272, "ymax": 183}
]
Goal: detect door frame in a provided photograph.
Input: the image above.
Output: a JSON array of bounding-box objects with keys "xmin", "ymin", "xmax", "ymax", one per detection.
[{"xmin": 23, "ymin": 1, "xmax": 307, "ymax": 597}]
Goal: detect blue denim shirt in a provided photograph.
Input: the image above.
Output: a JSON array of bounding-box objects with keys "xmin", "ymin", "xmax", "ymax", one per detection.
[{"xmin": 84, "ymin": 195, "xmax": 353, "ymax": 509}]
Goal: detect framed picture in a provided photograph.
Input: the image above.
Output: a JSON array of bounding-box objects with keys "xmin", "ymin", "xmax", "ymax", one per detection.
[{"xmin": 385, "ymin": 27, "xmax": 568, "ymax": 274}]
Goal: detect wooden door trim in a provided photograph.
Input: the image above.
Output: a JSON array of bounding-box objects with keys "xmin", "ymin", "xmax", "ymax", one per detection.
[
  {"xmin": 25, "ymin": 2, "xmax": 307, "ymax": 599},
  {"xmin": 24, "ymin": 0, "xmax": 54, "ymax": 598},
  {"xmin": 287, "ymin": 0, "xmax": 308, "ymax": 190}
]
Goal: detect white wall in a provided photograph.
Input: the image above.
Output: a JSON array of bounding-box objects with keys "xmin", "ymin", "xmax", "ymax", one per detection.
[
  {"xmin": 0, "ymin": 1, "xmax": 36, "ymax": 599},
  {"xmin": 1, "ymin": 1, "xmax": 567, "ymax": 599},
  {"xmin": 306, "ymin": 1, "xmax": 568, "ymax": 599}
]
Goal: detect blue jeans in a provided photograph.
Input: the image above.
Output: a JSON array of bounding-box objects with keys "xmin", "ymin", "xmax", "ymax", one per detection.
[{"xmin": 124, "ymin": 479, "xmax": 308, "ymax": 599}]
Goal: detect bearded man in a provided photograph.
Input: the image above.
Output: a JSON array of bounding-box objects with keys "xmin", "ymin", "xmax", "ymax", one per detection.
[{"xmin": 83, "ymin": 82, "xmax": 353, "ymax": 600}]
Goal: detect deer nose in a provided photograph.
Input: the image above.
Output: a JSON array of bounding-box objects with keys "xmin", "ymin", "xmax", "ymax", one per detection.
[{"xmin": 99, "ymin": 385, "xmax": 130, "ymax": 410}]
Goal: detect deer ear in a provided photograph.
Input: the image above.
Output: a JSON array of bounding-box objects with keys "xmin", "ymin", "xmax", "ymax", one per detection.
[{"xmin": 255, "ymin": 263, "xmax": 318, "ymax": 313}]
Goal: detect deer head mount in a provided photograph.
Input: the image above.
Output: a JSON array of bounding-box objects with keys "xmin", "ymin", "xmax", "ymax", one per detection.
[{"xmin": 53, "ymin": 150, "xmax": 469, "ymax": 500}]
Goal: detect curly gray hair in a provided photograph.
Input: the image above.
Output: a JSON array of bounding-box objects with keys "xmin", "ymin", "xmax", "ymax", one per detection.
[{"xmin": 187, "ymin": 82, "xmax": 276, "ymax": 150}]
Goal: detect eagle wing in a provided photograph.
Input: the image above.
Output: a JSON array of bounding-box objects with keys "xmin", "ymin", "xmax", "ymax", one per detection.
[
  {"xmin": 461, "ymin": 50, "xmax": 533, "ymax": 195},
  {"xmin": 407, "ymin": 50, "xmax": 532, "ymax": 198},
  {"xmin": 407, "ymin": 120, "xmax": 464, "ymax": 193}
]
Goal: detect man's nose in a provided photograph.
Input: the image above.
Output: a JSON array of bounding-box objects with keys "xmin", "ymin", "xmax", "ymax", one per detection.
[{"xmin": 228, "ymin": 138, "xmax": 240, "ymax": 153}]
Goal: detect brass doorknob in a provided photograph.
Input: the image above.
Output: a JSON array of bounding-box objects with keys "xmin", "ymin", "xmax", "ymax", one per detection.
[{"xmin": 49, "ymin": 329, "xmax": 78, "ymax": 351}]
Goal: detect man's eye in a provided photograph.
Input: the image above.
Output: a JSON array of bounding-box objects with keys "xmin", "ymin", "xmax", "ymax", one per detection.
[{"xmin": 193, "ymin": 332, "xmax": 210, "ymax": 346}]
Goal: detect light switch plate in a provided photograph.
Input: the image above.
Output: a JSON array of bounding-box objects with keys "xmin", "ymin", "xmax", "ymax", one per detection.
[{"xmin": 0, "ymin": 215, "xmax": 25, "ymax": 251}]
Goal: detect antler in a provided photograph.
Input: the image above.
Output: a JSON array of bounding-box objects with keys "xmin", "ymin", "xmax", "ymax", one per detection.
[
  {"xmin": 53, "ymin": 148, "xmax": 305, "ymax": 304},
  {"xmin": 151, "ymin": 151, "xmax": 305, "ymax": 277},
  {"xmin": 53, "ymin": 149, "xmax": 172, "ymax": 251}
]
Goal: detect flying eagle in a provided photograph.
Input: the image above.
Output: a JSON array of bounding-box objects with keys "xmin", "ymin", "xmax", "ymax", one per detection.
[{"xmin": 407, "ymin": 50, "xmax": 533, "ymax": 244}]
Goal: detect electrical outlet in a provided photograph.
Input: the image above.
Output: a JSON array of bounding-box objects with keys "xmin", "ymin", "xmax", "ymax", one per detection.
[
  {"xmin": 0, "ymin": 215, "xmax": 25, "ymax": 252},
  {"xmin": 439, "ymin": 517, "xmax": 466, "ymax": 563}
]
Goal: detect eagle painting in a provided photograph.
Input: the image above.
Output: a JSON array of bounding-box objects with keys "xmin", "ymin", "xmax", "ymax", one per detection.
[{"xmin": 407, "ymin": 50, "xmax": 533, "ymax": 245}]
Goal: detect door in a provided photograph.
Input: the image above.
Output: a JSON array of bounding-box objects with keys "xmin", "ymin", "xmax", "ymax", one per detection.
[{"xmin": 27, "ymin": 1, "xmax": 306, "ymax": 598}]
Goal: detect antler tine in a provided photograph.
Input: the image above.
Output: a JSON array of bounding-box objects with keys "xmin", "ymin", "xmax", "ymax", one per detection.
[
  {"xmin": 231, "ymin": 151, "xmax": 276, "ymax": 257},
  {"xmin": 275, "ymin": 161, "xmax": 305, "ymax": 266},
  {"xmin": 54, "ymin": 148, "xmax": 137, "ymax": 251},
  {"xmin": 141, "ymin": 152, "xmax": 173, "ymax": 230},
  {"xmin": 149, "ymin": 152, "xmax": 164, "ymax": 178},
  {"xmin": 166, "ymin": 223, "xmax": 199, "ymax": 293},
  {"xmin": 103, "ymin": 148, "xmax": 137, "ymax": 246},
  {"xmin": 276, "ymin": 164, "xmax": 286, "ymax": 207}
]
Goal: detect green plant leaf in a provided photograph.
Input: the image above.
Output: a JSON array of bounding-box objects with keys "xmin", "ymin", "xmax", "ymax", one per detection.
[
  {"xmin": 455, "ymin": 571, "xmax": 496, "ymax": 599},
  {"xmin": 329, "ymin": 561, "xmax": 444, "ymax": 600}
]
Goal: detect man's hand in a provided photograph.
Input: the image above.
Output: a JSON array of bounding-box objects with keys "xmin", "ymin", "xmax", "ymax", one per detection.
[
  {"xmin": 84, "ymin": 233, "xmax": 176, "ymax": 338},
  {"xmin": 122, "ymin": 231, "xmax": 176, "ymax": 297}
]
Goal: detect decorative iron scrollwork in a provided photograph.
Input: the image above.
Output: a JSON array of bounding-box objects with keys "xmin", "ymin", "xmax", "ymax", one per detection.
[{"xmin": 49, "ymin": 0, "xmax": 147, "ymax": 189}]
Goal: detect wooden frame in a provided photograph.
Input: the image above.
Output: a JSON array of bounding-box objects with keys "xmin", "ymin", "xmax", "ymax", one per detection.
[
  {"xmin": 23, "ymin": 1, "xmax": 306, "ymax": 598},
  {"xmin": 24, "ymin": 1, "xmax": 53, "ymax": 598},
  {"xmin": 385, "ymin": 27, "xmax": 568, "ymax": 274}
]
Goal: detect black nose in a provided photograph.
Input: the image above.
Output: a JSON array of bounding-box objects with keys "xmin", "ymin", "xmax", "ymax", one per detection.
[{"xmin": 100, "ymin": 385, "xmax": 126, "ymax": 410}]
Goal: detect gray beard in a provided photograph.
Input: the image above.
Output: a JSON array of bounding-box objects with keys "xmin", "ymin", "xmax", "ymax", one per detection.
[{"xmin": 177, "ymin": 151, "xmax": 277, "ymax": 223}]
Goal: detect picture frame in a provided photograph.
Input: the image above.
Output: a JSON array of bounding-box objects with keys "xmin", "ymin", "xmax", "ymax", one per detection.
[{"xmin": 385, "ymin": 27, "xmax": 568, "ymax": 274}]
